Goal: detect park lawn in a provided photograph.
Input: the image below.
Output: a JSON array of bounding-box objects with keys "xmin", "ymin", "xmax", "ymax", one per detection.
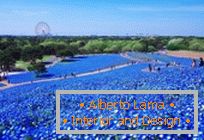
[
  {"xmin": 36, "ymin": 55, "xmax": 54, "ymax": 62},
  {"xmin": 167, "ymin": 50, "xmax": 204, "ymax": 59},
  {"xmin": 16, "ymin": 55, "xmax": 54, "ymax": 70},
  {"xmin": 15, "ymin": 61, "xmax": 31, "ymax": 70},
  {"xmin": 36, "ymin": 55, "xmax": 56, "ymax": 63},
  {"xmin": 41, "ymin": 55, "xmax": 54, "ymax": 62}
]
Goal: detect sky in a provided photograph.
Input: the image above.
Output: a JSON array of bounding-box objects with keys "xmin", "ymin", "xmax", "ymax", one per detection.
[{"xmin": 0, "ymin": 0, "xmax": 204, "ymax": 36}]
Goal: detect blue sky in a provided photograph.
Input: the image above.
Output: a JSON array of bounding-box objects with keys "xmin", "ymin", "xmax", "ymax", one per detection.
[{"xmin": 0, "ymin": 0, "xmax": 204, "ymax": 36}]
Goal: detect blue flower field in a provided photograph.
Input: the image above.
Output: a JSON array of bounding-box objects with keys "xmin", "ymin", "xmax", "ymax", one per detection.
[
  {"xmin": 0, "ymin": 53, "xmax": 204, "ymax": 139},
  {"xmin": 6, "ymin": 54, "xmax": 129, "ymax": 84}
]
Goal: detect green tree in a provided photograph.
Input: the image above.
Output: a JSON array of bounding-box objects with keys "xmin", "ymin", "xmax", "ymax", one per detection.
[
  {"xmin": 148, "ymin": 45, "xmax": 157, "ymax": 52},
  {"xmin": 83, "ymin": 40, "xmax": 107, "ymax": 53},
  {"xmin": 0, "ymin": 50, "xmax": 4, "ymax": 71},
  {"xmin": 28, "ymin": 62, "xmax": 47, "ymax": 77},
  {"xmin": 0, "ymin": 48, "xmax": 19, "ymax": 72},
  {"xmin": 189, "ymin": 39, "xmax": 204, "ymax": 51},
  {"xmin": 167, "ymin": 38, "xmax": 188, "ymax": 50},
  {"xmin": 56, "ymin": 48, "xmax": 74, "ymax": 58},
  {"xmin": 21, "ymin": 46, "xmax": 43, "ymax": 64},
  {"xmin": 140, "ymin": 38, "xmax": 152, "ymax": 52},
  {"xmin": 132, "ymin": 41, "xmax": 144, "ymax": 51}
]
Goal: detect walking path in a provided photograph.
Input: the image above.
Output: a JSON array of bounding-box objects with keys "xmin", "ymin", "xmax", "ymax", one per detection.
[
  {"xmin": 45, "ymin": 57, "xmax": 62, "ymax": 68},
  {"xmin": 0, "ymin": 57, "xmax": 137, "ymax": 91},
  {"xmin": 120, "ymin": 52, "xmax": 141, "ymax": 61}
]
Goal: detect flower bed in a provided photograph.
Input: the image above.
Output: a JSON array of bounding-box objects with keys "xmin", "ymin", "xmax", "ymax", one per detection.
[
  {"xmin": 0, "ymin": 83, "xmax": 5, "ymax": 87},
  {"xmin": 0, "ymin": 54, "xmax": 204, "ymax": 139},
  {"xmin": 6, "ymin": 54, "xmax": 130, "ymax": 83}
]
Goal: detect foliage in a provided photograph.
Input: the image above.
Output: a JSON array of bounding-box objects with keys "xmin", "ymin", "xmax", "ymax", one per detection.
[
  {"xmin": 83, "ymin": 40, "xmax": 146, "ymax": 53},
  {"xmin": 189, "ymin": 39, "xmax": 204, "ymax": 51},
  {"xmin": 15, "ymin": 61, "xmax": 31, "ymax": 70},
  {"xmin": 148, "ymin": 45, "xmax": 157, "ymax": 52},
  {"xmin": 28, "ymin": 62, "xmax": 47, "ymax": 76},
  {"xmin": 0, "ymin": 36, "xmax": 204, "ymax": 73},
  {"xmin": 83, "ymin": 40, "xmax": 108, "ymax": 53},
  {"xmin": 166, "ymin": 38, "xmax": 188, "ymax": 50},
  {"xmin": 21, "ymin": 45, "xmax": 43, "ymax": 63}
]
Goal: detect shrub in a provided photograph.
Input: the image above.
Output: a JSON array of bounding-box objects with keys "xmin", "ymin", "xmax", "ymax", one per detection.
[
  {"xmin": 132, "ymin": 42, "xmax": 144, "ymax": 52},
  {"xmin": 148, "ymin": 46, "xmax": 157, "ymax": 52},
  {"xmin": 166, "ymin": 38, "xmax": 188, "ymax": 50},
  {"xmin": 104, "ymin": 45, "xmax": 121, "ymax": 53},
  {"xmin": 83, "ymin": 40, "xmax": 107, "ymax": 53},
  {"xmin": 189, "ymin": 39, "xmax": 204, "ymax": 51}
]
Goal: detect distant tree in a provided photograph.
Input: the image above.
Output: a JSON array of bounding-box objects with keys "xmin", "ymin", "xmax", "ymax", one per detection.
[
  {"xmin": 121, "ymin": 45, "xmax": 132, "ymax": 52},
  {"xmin": 167, "ymin": 38, "xmax": 188, "ymax": 50},
  {"xmin": 104, "ymin": 45, "xmax": 121, "ymax": 53},
  {"xmin": 0, "ymin": 50, "xmax": 3, "ymax": 71},
  {"xmin": 149, "ymin": 37, "xmax": 167, "ymax": 50},
  {"xmin": 56, "ymin": 48, "xmax": 74, "ymax": 58},
  {"xmin": 40, "ymin": 40, "xmax": 63, "ymax": 55},
  {"xmin": 29, "ymin": 37, "xmax": 44, "ymax": 46},
  {"xmin": 132, "ymin": 41, "xmax": 144, "ymax": 52},
  {"xmin": 21, "ymin": 46, "xmax": 43, "ymax": 64},
  {"xmin": 148, "ymin": 45, "xmax": 157, "ymax": 52},
  {"xmin": 140, "ymin": 38, "xmax": 152, "ymax": 52},
  {"xmin": 0, "ymin": 48, "xmax": 19, "ymax": 72},
  {"xmin": 69, "ymin": 41, "xmax": 84, "ymax": 54},
  {"xmin": 28, "ymin": 62, "xmax": 47, "ymax": 77},
  {"xmin": 139, "ymin": 37, "xmax": 167, "ymax": 52},
  {"xmin": 83, "ymin": 40, "xmax": 107, "ymax": 53},
  {"xmin": 9, "ymin": 47, "xmax": 22, "ymax": 60},
  {"xmin": 78, "ymin": 41, "xmax": 86, "ymax": 47},
  {"xmin": 189, "ymin": 39, "xmax": 204, "ymax": 51},
  {"xmin": 40, "ymin": 40, "xmax": 76, "ymax": 57}
]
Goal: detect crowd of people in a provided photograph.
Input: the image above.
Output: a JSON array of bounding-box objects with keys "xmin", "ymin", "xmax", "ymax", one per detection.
[
  {"xmin": 192, "ymin": 57, "xmax": 204, "ymax": 68},
  {"xmin": 148, "ymin": 57, "xmax": 204, "ymax": 72}
]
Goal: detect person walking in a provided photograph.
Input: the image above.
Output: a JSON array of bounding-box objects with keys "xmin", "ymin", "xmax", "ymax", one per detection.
[
  {"xmin": 148, "ymin": 64, "xmax": 152, "ymax": 72},
  {"xmin": 192, "ymin": 59, "xmax": 196, "ymax": 68},
  {"xmin": 199, "ymin": 57, "xmax": 204, "ymax": 67}
]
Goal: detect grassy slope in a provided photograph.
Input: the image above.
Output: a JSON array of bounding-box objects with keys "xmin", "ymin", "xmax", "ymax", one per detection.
[{"xmin": 15, "ymin": 55, "xmax": 54, "ymax": 70}]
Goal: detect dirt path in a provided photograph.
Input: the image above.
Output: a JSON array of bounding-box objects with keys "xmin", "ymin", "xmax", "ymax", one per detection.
[
  {"xmin": 120, "ymin": 52, "xmax": 144, "ymax": 62},
  {"xmin": 45, "ymin": 57, "xmax": 63, "ymax": 68},
  {"xmin": 0, "ymin": 59, "xmax": 137, "ymax": 91},
  {"xmin": 167, "ymin": 50, "xmax": 204, "ymax": 59}
]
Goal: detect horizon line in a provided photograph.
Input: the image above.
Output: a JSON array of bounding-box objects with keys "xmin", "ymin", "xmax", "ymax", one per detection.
[{"xmin": 0, "ymin": 35, "xmax": 204, "ymax": 38}]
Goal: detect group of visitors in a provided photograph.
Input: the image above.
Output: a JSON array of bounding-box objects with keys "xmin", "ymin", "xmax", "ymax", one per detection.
[
  {"xmin": 63, "ymin": 72, "xmax": 76, "ymax": 79},
  {"xmin": 148, "ymin": 57, "xmax": 204, "ymax": 72},
  {"xmin": 148, "ymin": 64, "xmax": 161, "ymax": 72},
  {"xmin": 192, "ymin": 57, "xmax": 204, "ymax": 68}
]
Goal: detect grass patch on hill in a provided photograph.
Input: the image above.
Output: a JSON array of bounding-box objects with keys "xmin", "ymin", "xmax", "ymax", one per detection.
[{"xmin": 15, "ymin": 55, "xmax": 54, "ymax": 70}]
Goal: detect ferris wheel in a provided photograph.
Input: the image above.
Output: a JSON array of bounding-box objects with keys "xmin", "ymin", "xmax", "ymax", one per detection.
[{"xmin": 35, "ymin": 22, "xmax": 51, "ymax": 36}]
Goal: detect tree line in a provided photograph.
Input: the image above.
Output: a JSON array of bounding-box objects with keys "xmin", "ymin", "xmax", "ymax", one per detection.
[{"xmin": 0, "ymin": 36, "xmax": 203, "ymax": 77}]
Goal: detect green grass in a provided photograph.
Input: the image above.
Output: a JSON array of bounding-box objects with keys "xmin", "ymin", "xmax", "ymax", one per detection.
[
  {"xmin": 15, "ymin": 61, "xmax": 31, "ymax": 70},
  {"xmin": 42, "ymin": 55, "xmax": 54, "ymax": 61},
  {"xmin": 16, "ymin": 55, "xmax": 54, "ymax": 70},
  {"xmin": 36, "ymin": 55, "xmax": 54, "ymax": 63}
]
